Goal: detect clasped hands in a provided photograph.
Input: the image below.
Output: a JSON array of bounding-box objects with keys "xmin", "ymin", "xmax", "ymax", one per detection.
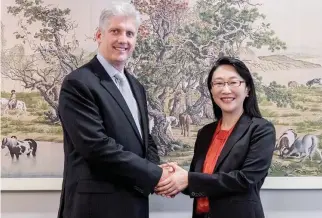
[{"xmin": 154, "ymin": 162, "xmax": 188, "ymax": 198}]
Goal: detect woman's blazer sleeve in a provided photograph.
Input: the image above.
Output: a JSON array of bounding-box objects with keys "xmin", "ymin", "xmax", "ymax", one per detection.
[{"xmin": 181, "ymin": 129, "xmax": 202, "ymax": 195}]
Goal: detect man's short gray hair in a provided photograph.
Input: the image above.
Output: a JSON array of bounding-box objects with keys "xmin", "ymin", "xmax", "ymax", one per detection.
[{"xmin": 99, "ymin": 1, "xmax": 141, "ymax": 30}]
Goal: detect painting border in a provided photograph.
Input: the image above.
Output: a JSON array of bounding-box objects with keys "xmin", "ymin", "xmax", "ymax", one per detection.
[{"xmin": 2, "ymin": 177, "xmax": 322, "ymax": 191}]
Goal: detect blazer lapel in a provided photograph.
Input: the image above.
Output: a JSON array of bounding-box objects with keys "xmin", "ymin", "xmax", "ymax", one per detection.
[
  {"xmin": 125, "ymin": 70, "xmax": 148, "ymax": 149},
  {"xmin": 89, "ymin": 57, "xmax": 143, "ymax": 145},
  {"xmin": 213, "ymin": 114, "xmax": 252, "ymax": 172},
  {"xmin": 194, "ymin": 122, "xmax": 218, "ymax": 172}
]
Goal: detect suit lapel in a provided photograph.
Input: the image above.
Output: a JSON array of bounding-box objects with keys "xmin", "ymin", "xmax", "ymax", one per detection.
[
  {"xmin": 194, "ymin": 122, "xmax": 218, "ymax": 172},
  {"xmin": 89, "ymin": 57, "xmax": 143, "ymax": 145},
  {"xmin": 194, "ymin": 114, "xmax": 252, "ymax": 173},
  {"xmin": 213, "ymin": 114, "xmax": 252, "ymax": 172},
  {"xmin": 125, "ymin": 70, "xmax": 148, "ymax": 149}
]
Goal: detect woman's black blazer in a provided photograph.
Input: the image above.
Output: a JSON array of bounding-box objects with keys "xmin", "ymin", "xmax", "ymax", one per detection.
[{"xmin": 183, "ymin": 114, "xmax": 276, "ymax": 218}]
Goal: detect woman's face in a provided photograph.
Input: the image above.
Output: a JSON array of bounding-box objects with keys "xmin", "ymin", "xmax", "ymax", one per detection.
[{"xmin": 211, "ymin": 64, "xmax": 249, "ymax": 116}]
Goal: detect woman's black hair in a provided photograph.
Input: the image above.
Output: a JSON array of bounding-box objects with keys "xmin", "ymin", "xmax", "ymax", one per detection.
[{"xmin": 207, "ymin": 56, "xmax": 262, "ymax": 120}]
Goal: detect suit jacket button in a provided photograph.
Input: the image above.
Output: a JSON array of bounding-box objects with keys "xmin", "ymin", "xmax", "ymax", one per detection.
[{"xmin": 191, "ymin": 192, "xmax": 195, "ymax": 196}]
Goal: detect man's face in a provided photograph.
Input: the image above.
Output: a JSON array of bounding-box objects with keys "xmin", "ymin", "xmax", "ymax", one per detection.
[{"xmin": 96, "ymin": 16, "xmax": 137, "ymax": 69}]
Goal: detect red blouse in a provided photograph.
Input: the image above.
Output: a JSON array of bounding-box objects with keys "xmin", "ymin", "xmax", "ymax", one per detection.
[{"xmin": 196, "ymin": 120, "xmax": 235, "ymax": 214}]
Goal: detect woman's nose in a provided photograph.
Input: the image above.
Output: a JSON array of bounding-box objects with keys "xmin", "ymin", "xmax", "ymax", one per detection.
[{"xmin": 221, "ymin": 84, "xmax": 232, "ymax": 93}]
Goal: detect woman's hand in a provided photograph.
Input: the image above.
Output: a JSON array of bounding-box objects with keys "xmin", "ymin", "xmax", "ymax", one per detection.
[{"xmin": 155, "ymin": 162, "xmax": 188, "ymax": 197}]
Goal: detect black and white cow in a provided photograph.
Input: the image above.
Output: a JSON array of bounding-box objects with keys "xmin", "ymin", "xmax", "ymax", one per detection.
[{"xmin": 1, "ymin": 136, "xmax": 37, "ymax": 161}]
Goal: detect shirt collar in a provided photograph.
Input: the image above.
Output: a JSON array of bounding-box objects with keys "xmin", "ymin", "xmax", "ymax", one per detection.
[{"xmin": 96, "ymin": 52, "xmax": 124, "ymax": 79}]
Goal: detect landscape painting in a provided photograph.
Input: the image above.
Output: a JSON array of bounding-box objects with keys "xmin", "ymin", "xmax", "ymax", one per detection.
[{"xmin": 1, "ymin": 0, "xmax": 322, "ymax": 190}]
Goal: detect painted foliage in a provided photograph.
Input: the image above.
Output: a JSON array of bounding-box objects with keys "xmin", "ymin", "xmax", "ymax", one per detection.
[{"xmin": 1, "ymin": 0, "xmax": 322, "ymax": 179}]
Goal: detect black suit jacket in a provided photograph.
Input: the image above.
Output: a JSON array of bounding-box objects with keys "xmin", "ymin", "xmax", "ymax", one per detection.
[
  {"xmin": 183, "ymin": 114, "xmax": 276, "ymax": 218},
  {"xmin": 57, "ymin": 56, "xmax": 162, "ymax": 218}
]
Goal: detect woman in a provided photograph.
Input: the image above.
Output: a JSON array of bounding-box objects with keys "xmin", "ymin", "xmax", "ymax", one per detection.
[{"xmin": 155, "ymin": 56, "xmax": 276, "ymax": 218}]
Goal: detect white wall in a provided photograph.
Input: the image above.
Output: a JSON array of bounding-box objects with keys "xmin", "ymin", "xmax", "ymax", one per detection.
[{"xmin": 2, "ymin": 190, "xmax": 322, "ymax": 218}]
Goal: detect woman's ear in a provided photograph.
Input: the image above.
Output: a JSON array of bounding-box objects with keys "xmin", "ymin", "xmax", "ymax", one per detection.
[{"xmin": 246, "ymin": 87, "xmax": 250, "ymax": 97}]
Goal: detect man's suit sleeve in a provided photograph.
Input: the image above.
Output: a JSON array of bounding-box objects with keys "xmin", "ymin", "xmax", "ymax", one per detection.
[
  {"xmin": 187, "ymin": 121, "xmax": 275, "ymax": 198},
  {"xmin": 58, "ymin": 77, "xmax": 162, "ymax": 196},
  {"xmin": 141, "ymin": 85, "xmax": 161, "ymax": 165},
  {"xmin": 146, "ymin": 134, "xmax": 160, "ymax": 165}
]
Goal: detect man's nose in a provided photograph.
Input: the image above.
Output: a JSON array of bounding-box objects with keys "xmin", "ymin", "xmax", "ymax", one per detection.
[{"xmin": 117, "ymin": 33, "xmax": 127, "ymax": 43}]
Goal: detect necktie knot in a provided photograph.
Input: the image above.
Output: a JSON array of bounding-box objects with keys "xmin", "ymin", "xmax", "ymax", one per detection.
[{"xmin": 114, "ymin": 73, "xmax": 126, "ymax": 86}]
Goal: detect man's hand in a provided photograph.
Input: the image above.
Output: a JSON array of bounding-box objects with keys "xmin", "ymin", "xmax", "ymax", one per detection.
[
  {"xmin": 155, "ymin": 163, "xmax": 188, "ymax": 197},
  {"xmin": 158, "ymin": 167, "xmax": 172, "ymax": 183}
]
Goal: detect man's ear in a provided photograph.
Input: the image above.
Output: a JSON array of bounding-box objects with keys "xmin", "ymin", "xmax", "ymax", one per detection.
[{"xmin": 95, "ymin": 28, "xmax": 102, "ymax": 43}]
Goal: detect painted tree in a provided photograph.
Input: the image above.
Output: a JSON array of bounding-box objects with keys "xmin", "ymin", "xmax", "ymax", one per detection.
[
  {"xmin": 130, "ymin": 0, "xmax": 287, "ymax": 155},
  {"xmin": 178, "ymin": 0, "xmax": 287, "ymax": 123},
  {"xmin": 130, "ymin": 0, "xmax": 191, "ymax": 155},
  {"xmin": 2, "ymin": 0, "xmax": 86, "ymax": 122},
  {"xmin": 252, "ymin": 73, "xmax": 293, "ymax": 108}
]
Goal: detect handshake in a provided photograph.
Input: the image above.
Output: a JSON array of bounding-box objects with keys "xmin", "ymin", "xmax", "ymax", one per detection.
[{"xmin": 154, "ymin": 162, "xmax": 188, "ymax": 198}]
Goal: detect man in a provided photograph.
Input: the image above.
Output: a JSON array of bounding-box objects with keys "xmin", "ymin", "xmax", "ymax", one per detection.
[
  {"xmin": 8, "ymin": 89, "xmax": 17, "ymax": 109},
  {"xmin": 57, "ymin": 2, "xmax": 172, "ymax": 218}
]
